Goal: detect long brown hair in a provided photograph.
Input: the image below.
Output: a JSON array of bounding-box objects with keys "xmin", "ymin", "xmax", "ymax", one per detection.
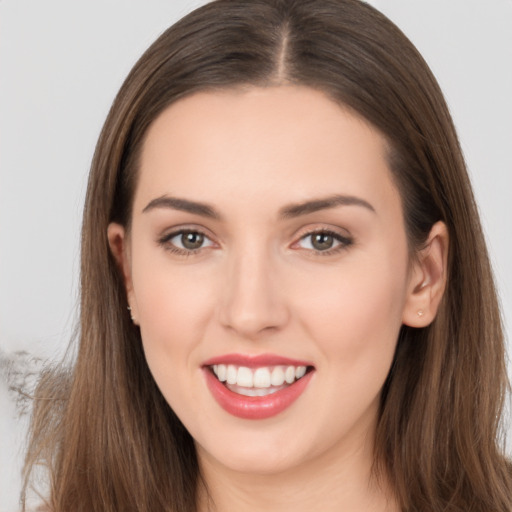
[{"xmin": 23, "ymin": 1, "xmax": 511, "ymax": 510}]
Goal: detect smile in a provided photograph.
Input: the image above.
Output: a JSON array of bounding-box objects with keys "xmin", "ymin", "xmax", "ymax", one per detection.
[
  {"xmin": 202, "ymin": 354, "xmax": 315, "ymax": 419},
  {"xmin": 211, "ymin": 364, "xmax": 308, "ymax": 396}
]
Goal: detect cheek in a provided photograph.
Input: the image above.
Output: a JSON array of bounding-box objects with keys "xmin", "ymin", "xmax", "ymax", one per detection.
[
  {"xmin": 289, "ymin": 256, "xmax": 408, "ymax": 431},
  {"xmin": 295, "ymin": 253, "xmax": 408, "ymax": 373},
  {"xmin": 130, "ymin": 252, "xmax": 217, "ymax": 387},
  {"xmin": 133, "ymin": 244, "xmax": 215, "ymax": 331},
  {"xmin": 138, "ymin": 275, "xmax": 212, "ymax": 341}
]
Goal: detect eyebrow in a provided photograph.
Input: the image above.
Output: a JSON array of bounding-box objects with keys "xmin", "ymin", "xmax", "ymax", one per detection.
[
  {"xmin": 142, "ymin": 196, "xmax": 221, "ymax": 219},
  {"xmin": 142, "ymin": 193, "xmax": 375, "ymax": 220},
  {"xmin": 279, "ymin": 194, "xmax": 375, "ymax": 218}
]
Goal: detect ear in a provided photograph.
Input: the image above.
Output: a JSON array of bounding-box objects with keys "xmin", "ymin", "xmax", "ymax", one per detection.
[
  {"xmin": 402, "ymin": 221, "xmax": 449, "ymax": 328},
  {"xmin": 107, "ymin": 222, "xmax": 139, "ymax": 325}
]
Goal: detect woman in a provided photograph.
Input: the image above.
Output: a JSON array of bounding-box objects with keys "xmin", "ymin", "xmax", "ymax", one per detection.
[{"xmin": 22, "ymin": 0, "xmax": 511, "ymax": 510}]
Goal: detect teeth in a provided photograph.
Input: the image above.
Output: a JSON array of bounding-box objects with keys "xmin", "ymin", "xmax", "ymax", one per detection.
[
  {"xmin": 216, "ymin": 364, "xmax": 227, "ymax": 382},
  {"xmin": 212, "ymin": 364, "xmax": 308, "ymax": 389},
  {"xmin": 231, "ymin": 386, "xmax": 281, "ymax": 397},
  {"xmin": 271, "ymin": 367, "xmax": 285, "ymax": 386},
  {"xmin": 285, "ymin": 366, "xmax": 295, "ymax": 384},
  {"xmin": 226, "ymin": 365, "xmax": 237, "ymax": 385},
  {"xmin": 237, "ymin": 367, "xmax": 253, "ymax": 387},
  {"xmin": 295, "ymin": 366, "xmax": 307, "ymax": 379},
  {"xmin": 253, "ymin": 367, "xmax": 271, "ymax": 387}
]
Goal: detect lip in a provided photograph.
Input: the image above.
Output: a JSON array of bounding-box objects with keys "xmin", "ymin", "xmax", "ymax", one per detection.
[
  {"xmin": 202, "ymin": 353, "xmax": 312, "ymax": 368},
  {"xmin": 202, "ymin": 353, "xmax": 315, "ymax": 420}
]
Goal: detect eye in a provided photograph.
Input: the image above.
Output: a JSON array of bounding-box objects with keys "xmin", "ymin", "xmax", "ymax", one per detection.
[
  {"xmin": 159, "ymin": 229, "xmax": 215, "ymax": 254},
  {"xmin": 296, "ymin": 229, "xmax": 352, "ymax": 254}
]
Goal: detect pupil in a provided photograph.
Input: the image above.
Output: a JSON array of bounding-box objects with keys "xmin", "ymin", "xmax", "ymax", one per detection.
[
  {"xmin": 312, "ymin": 233, "xmax": 333, "ymax": 251},
  {"xmin": 182, "ymin": 232, "xmax": 204, "ymax": 249}
]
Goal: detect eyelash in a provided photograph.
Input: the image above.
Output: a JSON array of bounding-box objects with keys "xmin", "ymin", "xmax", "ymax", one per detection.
[
  {"xmin": 157, "ymin": 229, "xmax": 214, "ymax": 257},
  {"xmin": 294, "ymin": 228, "xmax": 353, "ymax": 257},
  {"xmin": 157, "ymin": 228, "xmax": 353, "ymax": 257}
]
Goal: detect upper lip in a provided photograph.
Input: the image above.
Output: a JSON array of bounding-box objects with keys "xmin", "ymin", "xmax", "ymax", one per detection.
[{"xmin": 202, "ymin": 353, "xmax": 313, "ymax": 369}]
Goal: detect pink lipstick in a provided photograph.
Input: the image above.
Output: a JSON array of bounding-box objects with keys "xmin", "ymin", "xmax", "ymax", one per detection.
[{"xmin": 202, "ymin": 353, "xmax": 314, "ymax": 420}]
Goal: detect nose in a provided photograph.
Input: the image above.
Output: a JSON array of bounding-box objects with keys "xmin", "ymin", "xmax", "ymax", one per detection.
[{"xmin": 218, "ymin": 245, "xmax": 290, "ymax": 339}]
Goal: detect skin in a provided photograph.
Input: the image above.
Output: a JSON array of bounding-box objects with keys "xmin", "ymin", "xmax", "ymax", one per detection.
[{"xmin": 108, "ymin": 86, "xmax": 448, "ymax": 512}]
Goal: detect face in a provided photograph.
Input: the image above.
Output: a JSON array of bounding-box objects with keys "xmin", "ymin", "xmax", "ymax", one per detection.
[{"xmin": 110, "ymin": 86, "xmax": 426, "ymax": 477}]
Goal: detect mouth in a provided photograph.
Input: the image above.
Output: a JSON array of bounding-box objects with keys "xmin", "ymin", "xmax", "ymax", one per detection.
[
  {"xmin": 209, "ymin": 363, "xmax": 311, "ymax": 396},
  {"xmin": 202, "ymin": 354, "xmax": 315, "ymax": 420}
]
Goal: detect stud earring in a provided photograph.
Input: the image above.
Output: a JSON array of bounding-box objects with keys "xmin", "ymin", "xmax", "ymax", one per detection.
[
  {"xmin": 417, "ymin": 309, "xmax": 424, "ymax": 317},
  {"xmin": 127, "ymin": 305, "xmax": 135, "ymax": 322}
]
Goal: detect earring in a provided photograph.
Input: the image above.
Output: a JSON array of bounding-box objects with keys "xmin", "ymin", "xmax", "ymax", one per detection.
[
  {"xmin": 127, "ymin": 305, "xmax": 135, "ymax": 322},
  {"xmin": 417, "ymin": 310, "xmax": 424, "ymax": 317}
]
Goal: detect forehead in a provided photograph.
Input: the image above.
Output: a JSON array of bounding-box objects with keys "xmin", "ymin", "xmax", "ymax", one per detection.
[{"xmin": 135, "ymin": 86, "xmax": 400, "ymax": 219}]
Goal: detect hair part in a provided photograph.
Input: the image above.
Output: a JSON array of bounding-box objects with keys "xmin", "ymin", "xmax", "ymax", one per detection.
[{"xmin": 23, "ymin": 1, "xmax": 511, "ymax": 510}]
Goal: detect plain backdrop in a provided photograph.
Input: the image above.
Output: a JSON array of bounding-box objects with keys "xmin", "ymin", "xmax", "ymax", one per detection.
[{"xmin": 1, "ymin": 1, "xmax": 511, "ymax": 510}]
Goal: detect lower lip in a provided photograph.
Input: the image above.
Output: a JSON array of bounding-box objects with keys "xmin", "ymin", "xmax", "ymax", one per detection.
[{"xmin": 203, "ymin": 368, "xmax": 314, "ymax": 420}]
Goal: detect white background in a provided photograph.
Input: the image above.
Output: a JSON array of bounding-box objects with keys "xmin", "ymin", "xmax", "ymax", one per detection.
[{"xmin": 1, "ymin": 1, "xmax": 511, "ymax": 510}]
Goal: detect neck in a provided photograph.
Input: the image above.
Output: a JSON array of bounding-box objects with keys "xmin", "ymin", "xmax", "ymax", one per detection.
[{"xmin": 196, "ymin": 426, "xmax": 398, "ymax": 512}]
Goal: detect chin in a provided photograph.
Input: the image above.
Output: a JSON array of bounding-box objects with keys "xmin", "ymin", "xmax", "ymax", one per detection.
[
  {"xmin": 202, "ymin": 444, "xmax": 302, "ymax": 476},
  {"xmin": 193, "ymin": 417, "xmax": 322, "ymax": 477}
]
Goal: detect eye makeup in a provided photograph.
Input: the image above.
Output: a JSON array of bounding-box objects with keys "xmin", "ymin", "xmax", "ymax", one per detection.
[{"xmin": 156, "ymin": 225, "xmax": 353, "ymax": 258}]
